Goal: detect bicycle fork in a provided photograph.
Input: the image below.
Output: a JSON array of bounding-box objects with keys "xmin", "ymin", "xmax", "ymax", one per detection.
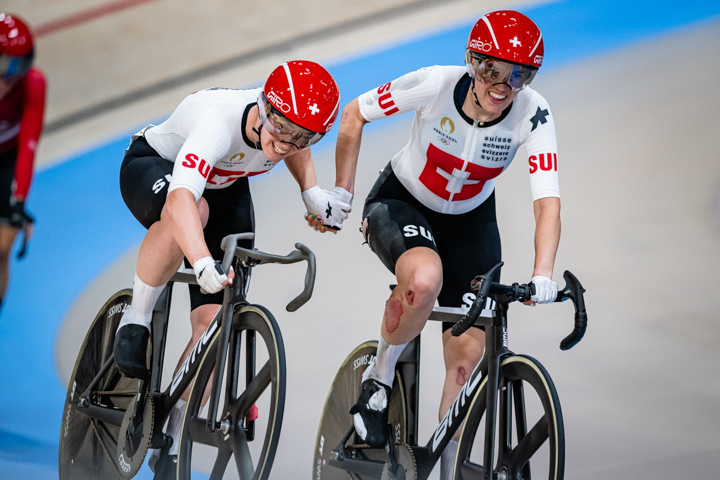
[{"xmin": 481, "ymin": 307, "xmax": 511, "ymax": 480}]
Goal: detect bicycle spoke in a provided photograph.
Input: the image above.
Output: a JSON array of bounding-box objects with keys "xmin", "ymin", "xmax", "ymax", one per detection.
[
  {"xmin": 504, "ymin": 414, "xmax": 549, "ymax": 467},
  {"xmin": 231, "ymin": 426, "xmax": 254, "ymax": 480},
  {"xmin": 209, "ymin": 447, "xmax": 232, "ymax": 480},
  {"xmin": 236, "ymin": 361, "xmax": 271, "ymax": 412}
]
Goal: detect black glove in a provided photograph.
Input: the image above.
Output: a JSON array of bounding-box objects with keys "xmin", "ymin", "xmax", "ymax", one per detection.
[
  {"xmin": 9, "ymin": 200, "xmax": 33, "ymax": 259},
  {"xmin": 9, "ymin": 200, "xmax": 34, "ymax": 229}
]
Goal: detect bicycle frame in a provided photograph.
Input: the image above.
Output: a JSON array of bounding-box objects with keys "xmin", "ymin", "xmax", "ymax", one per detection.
[
  {"xmin": 74, "ymin": 232, "xmax": 316, "ymax": 451},
  {"xmin": 71, "ymin": 261, "xmax": 255, "ymax": 451},
  {"xmin": 327, "ymin": 300, "xmax": 514, "ymax": 480},
  {"xmin": 328, "ymin": 268, "xmax": 586, "ymax": 479}
]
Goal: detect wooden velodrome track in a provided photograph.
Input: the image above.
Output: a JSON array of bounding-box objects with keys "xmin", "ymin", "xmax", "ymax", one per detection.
[{"xmin": 1, "ymin": 0, "xmax": 719, "ymax": 478}]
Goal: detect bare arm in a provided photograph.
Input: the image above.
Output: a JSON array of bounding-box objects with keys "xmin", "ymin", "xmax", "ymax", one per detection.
[
  {"xmin": 163, "ymin": 188, "xmax": 211, "ymax": 265},
  {"xmin": 334, "ymin": 98, "xmax": 368, "ymax": 194},
  {"xmin": 284, "ymin": 148, "xmax": 318, "ymax": 192},
  {"xmin": 532, "ymin": 196, "xmax": 561, "ymax": 278}
]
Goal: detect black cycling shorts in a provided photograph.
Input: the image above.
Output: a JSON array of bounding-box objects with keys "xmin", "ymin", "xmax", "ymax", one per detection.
[
  {"xmin": 120, "ymin": 135, "xmax": 254, "ymax": 310},
  {"xmin": 0, "ymin": 147, "xmax": 18, "ymax": 223},
  {"xmin": 362, "ymin": 163, "xmax": 502, "ymax": 332}
]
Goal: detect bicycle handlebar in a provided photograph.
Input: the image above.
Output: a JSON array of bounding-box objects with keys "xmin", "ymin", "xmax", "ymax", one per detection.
[
  {"xmin": 220, "ymin": 233, "xmax": 317, "ymax": 312},
  {"xmin": 556, "ymin": 270, "xmax": 587, "ymax": 350},
  {"xmin": 451, "ymin": 262, "xmax": 504, "ymax": 337},
  {"xmin": 451, "ymin": 262, "xmax": 588, "ymax": 351}
]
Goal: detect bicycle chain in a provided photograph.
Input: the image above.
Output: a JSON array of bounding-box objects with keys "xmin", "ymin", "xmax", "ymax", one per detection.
[{"xmin": 93, "ymin": 389, "xmax": 138, "ymax": 396}]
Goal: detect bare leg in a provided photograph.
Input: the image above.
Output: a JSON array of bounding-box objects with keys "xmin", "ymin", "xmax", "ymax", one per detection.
[
  {"xmin": 175, "ymin": 303, "xmax": 220, "ymax": 403},
  {"xmin": 364, "ymin": 246, "xmax": 443, "ymax": 385},
  {"xmin": 438, "ymin": 328, "xmax": 485, "ymax": 480},
  {"xmin": 381, "ymin": 247, "xmax": 443, "ymax": 344},
  {"xmin": 439, "ymin": 328, "xmax": 485, "ymax": 431},
  {"xmin": 0, "ymin": 224, "xmax": 19, "ymax": 306},
  {"xmin": 136, "ymin": 197, "xmax": 209, "ymax": 287}
]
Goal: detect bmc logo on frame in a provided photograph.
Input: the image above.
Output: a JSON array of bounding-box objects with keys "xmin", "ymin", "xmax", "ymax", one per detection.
[
  {"xmin": 376, "ymin": 82, "xmax": 400, "ymax": 116},
  {"xmin": 528, "ymin": 153, "xmax": 558, "ymax": 174}
]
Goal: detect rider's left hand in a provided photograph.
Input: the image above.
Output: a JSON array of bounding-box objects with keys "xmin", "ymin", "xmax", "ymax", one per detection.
[
  {"xmin": 10, "ymin": 200, "xmax": 34, "ymax": 235},
  {"xmin": 302, "ymin": 186, "xmax": 353, "ymax": 233},
  {"xmin": 528, "ymin": 275, "xmax": 558, "ymax": 304}
]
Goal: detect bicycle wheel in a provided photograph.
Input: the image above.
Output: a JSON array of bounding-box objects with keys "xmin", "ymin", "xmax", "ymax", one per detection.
[
  {"xmin": 313, "ymin": 341, "xmax": 408, "ymax": 480},
  {"xmin": 59, "ymin": 289, "xmax": 151, "ymax": 479},
  {"xmin": 177, "ymin": 305, "xmax": 285, "ymax": 480},
  {"xmin": 453, "ymin": 355, "xmax": 564, "ymax": 480}
]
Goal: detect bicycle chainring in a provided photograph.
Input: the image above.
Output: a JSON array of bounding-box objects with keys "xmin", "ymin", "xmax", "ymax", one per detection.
[
  {"xmin": 115, "ymin": 394, "xmax": 154, "ymax": 478},
  {"xmin": 381, "ymin": 444, "xmax": 417, "ymax": 480}
]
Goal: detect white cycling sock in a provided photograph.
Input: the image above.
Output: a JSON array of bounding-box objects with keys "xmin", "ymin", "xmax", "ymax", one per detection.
[
  {"xmin": 117, "ymin": 273, "xmax": 166, "ymax": 331},
  {"xmin": 440, "ymin": 439, "xmax": 458, "ymax": 480},
  {"xmin": 148, "ymin": 399, "xmax": 186, "ymax": 470},
  {"xmin": 362, "ymin": 337, "xmax": 407, "ymax": 386},
  {"xmin": 166, "ymin": 399, "xmax": 186, "ymax": 455}
]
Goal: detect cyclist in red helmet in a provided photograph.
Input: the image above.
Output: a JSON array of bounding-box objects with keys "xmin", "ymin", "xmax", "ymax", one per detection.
[
  {"xmin": 113, "ymin": 60, "xmax": 348, "ymax": 476},
  {"xmin": 0, "ymin": 13, "xmax": 46, "ymax": 314},
  {"xmin": 334, "ymin": 10, "xmax": 560, "ymax": 476}
]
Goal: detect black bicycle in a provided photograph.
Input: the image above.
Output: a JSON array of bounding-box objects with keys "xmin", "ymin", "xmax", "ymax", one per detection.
[
  {"xmin": 313, "ymin": 262, "xmax": 587, "ymax": 480},
  {"xmin": 59, "ymin": 232, "xmax": 316, "ymax": 479}
]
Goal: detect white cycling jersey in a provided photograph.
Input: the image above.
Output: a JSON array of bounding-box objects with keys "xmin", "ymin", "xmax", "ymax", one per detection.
[
  {"xmin": 357, "ymin": 65, "xmax": 560, "ymax": 214},
  {"xmin": 143, "ymin": 87, "xmax": 278, "ymax": 201}
]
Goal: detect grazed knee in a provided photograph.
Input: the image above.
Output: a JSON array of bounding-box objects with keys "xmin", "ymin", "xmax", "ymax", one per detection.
[
  {"xmin": 455, "ymin": 366, "xmax": 467, "ymax": 386},
  {"xmin": 405, "ymin": 289, "xmax": 415, "ymax": 306},
  {"xmin": 385, "ymin": 297, "xmax": 403, "ymax": 333}
]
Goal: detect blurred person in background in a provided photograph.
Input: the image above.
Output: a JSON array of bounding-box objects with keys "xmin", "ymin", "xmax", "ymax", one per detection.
[
  {"xmin": 113, "ymin": 60, "xmax": 350, "ymax": 476},
  {"xmin": 333, "ymin": 10, "xmax": 560, "ymax": 478},
  {"xmin": 0, "ymin": 13, "xmax": 45, "ymax": 314}
]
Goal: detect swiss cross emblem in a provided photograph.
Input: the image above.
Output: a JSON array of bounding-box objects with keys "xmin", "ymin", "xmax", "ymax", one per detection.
[
  {"xmin": 308, "ymin": 103, "xmax": 320, "ymax": 115},
  {"xmin": 419, "ymin": 144, "xmax": 503, "ymax": 201},
  {"xmin": 510, "ymin": 36, "xmax": 521, "ymax": 47}
]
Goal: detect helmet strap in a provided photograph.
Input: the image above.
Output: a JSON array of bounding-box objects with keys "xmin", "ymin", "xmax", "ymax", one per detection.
[
  {"xmin": 252, "ymin": 124, "xmax": 263, "ymax": 149},
  {"xmin": 471, "ymin": 77, "xmax": 485, "ymax": 110}
]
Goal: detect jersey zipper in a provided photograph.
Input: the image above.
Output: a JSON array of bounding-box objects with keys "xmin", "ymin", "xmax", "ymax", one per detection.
[{"xmin": 443, "ymin": 119, "xmax": 480, "ymax": 214}]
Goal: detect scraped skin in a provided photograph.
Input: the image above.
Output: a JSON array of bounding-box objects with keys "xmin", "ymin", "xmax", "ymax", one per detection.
[
  {"xmin": 439, "ymin": 327, "xmax": 485, "ymax": 440},
  {"xmin": 380, "ymin": 247, "xmax": 442, "ymax": 345}
]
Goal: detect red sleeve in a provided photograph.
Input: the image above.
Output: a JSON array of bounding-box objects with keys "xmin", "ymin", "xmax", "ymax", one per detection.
[{"xmin": 14, "ymin": 67, "xmax": 46, "ymax": 201}]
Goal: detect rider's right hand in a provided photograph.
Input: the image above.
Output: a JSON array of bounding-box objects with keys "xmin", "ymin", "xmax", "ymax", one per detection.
[
  {"xmin": 302, "ymin": 186, "xmax": 352, "ymax": 230},
  {"xmin": 193, "ymin": 256, "xmax": 231, "ymax": 294}
]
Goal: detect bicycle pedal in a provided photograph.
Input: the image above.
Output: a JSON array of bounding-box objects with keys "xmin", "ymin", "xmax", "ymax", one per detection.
[{"xmin": 348, "ymin": 443, "xmax": 373, "ymax": 449}]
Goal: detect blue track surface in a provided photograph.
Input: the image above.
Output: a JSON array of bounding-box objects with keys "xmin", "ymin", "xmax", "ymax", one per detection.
[{"xmin": 1, "ymin": 0, "xmax": 718, "ymax": 476}]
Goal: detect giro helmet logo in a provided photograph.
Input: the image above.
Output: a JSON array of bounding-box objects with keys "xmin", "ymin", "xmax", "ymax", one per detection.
[
  {"xmin": 469, "ymin": 38, "xmax": 493, "ymax": 52},
  {"xmin": 440, "ymin": 117, "xmax": 455, "ymax": 135},
  {"xmin": 267, "ymin": 90, "xmax": 291, "ymax": 114}
]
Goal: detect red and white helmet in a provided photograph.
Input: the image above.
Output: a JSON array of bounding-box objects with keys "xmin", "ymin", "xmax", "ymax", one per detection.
[
  {"xmin": 466, "ymin": 10, "xmax": 544, "ymax": 68},
  {"xmin": 262, "ymin": 60, "xmax": 340, "ymax": 134},
  {"xmin": 0, "ymin": 13, "xmax": 34, "ymax": 81}
]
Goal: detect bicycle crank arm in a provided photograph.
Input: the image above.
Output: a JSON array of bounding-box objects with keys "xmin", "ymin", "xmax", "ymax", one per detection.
[
  {"xmin": 328, "ymin": 451, "xmax": 384, "ymax": 478},
  {"xmin": 74, "ymin": 403, "xmax": 125, "ymax": 427}
]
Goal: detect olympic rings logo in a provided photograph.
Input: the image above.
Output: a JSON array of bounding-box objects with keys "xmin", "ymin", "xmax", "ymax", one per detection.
[{"xmin": 438, "ymin": 136, "xmax": 451, "ymax": 146}]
